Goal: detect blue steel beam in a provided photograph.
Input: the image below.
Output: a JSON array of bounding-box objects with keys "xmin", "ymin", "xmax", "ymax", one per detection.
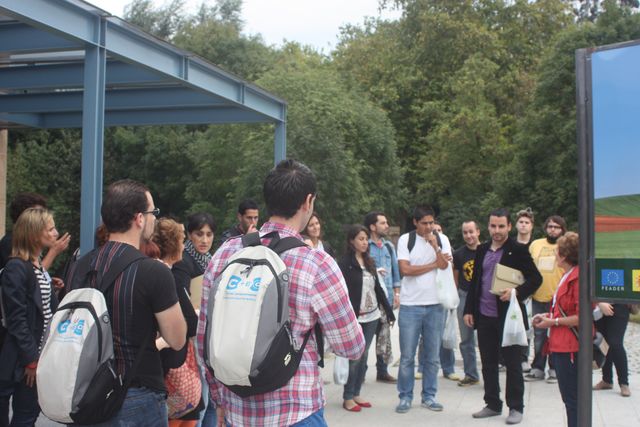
[
  {"xmin": 79, "ymin": 42, "xmax": 106, "ymax": 255},
  {"xmin": 40, "ymin": 108, "xmax": 271, "ymax": 128},
  {"xmin": 274, "ymin": 120, "xmax": 287, "ymax": 164},
  {"xmin": 0, "ymin": 113, "xmax": 42, "ymax": 127},
  {"xmin": 0, "ymin": 61, "xmax": 165, "ymax": 90},
  {"xmin": 0, "ymin": 88, "xmax": 230, "ymax": 113},
  {"xmin": 0, "ymin": 0, "xmax": 286, "ymax": 122},
  {"xmin": 0, "ymin": 22, "xmax": 80, "ymax": 54}
]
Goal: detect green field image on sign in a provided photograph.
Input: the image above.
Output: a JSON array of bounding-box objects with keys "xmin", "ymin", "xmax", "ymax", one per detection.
[{"xmin": 595, "ymin": 195, "xmax": 640, "ymax": 259}]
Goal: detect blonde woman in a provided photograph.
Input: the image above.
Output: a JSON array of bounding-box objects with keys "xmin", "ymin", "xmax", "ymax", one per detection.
[{"xmin": 0, "ymin": 208, "xmax": 60, "ymax": 425}]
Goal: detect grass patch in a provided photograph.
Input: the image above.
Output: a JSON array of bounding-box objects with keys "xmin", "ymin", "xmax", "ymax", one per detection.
[
  {"xmin": 596, "ymin": 194, "xmax": 640, "ymax": 217},
  {"xmin": 595, "ymin": 230, "xmax": 640, "ymax": 258}
]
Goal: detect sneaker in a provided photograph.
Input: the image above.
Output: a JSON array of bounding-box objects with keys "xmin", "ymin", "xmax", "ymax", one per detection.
[
  {"xmin": 506, "ymin": 409, "xmax": 523, "ymax": 424},
  {"xmin": 415, "ymin": 372, "xmax": 423, "ymax": 380},
  {"xmin": 421, "ymin": 399, "xmax": 444, "ymax": 412},
  {"xmin": 593, "ymin": 380, "xmax": 613, "ymax": 390},
  {"xmin": 546, "ymin": 373, "xmax": 557, "ymax": 384},
  {"xmin": 472, "ymin": 406, "xmax": 501, "ymax": 419},
  {"xmin": 444, "ymin": 373, "xmax": 461, "ymax": 381},
  {"xmin": 376, "ymin": 373, "xmax": 397, "ymax": 384},
  {"xmin": 524, "ymin": 372, "xmax": 544, "ymax": 382},
  {"xmin": 621, "ymin": 385, "xmax": 631, "ymax": 397},
  {"xmin": 498, "ymin": 364, "xmax": 506, "ymax": 372},
  {"xmin": 521, "ymin": 361, "xmax": 531, "ymax": 373},
  {"xmin": 396, "ymin": 399, "xmax": 412, "ymax": 414},
  {"xmin": 458, "ymin": 376, "xmax": 479, "ymax": 387}
]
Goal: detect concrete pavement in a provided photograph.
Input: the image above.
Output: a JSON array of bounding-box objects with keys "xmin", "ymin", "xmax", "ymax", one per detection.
[{"xmin": 35, "ymin": 321, "xmax": 640, "ymax": 426}]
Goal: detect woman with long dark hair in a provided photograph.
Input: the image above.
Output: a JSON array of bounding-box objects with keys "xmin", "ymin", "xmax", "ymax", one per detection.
[
  {"xmin": 0, "ymin": 208, "xmax": 60, "ymax": 425},
  {"xmin": 338, "ymin": 225, "xmax": 395, "ymax": 412}
]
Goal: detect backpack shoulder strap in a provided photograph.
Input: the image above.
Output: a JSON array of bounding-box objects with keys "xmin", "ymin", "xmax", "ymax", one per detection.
[
  {"xmin": 270, "ymin": 237, "xmax": 307, "ymax": 255},
  {"xmin": 241, "ymin": 232, "xmax": 263, "ymax": 248},
  {"xmin": 407, "ymin": 230, "xmax": 416, "ymax": 253},
  {"xmin": 96, "ymin": 249, "xmax": 145, "ymax": 294}
]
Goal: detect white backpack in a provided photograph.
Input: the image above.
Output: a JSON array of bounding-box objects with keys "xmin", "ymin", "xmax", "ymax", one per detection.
[
  {"xmin": 37, "ymin": 250, "xmax": 144, "ymax": 424},
  {"xmin": 204, "ymin": 231, "xmax": 322, "ymax": 397}
]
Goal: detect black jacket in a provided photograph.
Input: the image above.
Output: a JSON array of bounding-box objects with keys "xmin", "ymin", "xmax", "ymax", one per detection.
[
  {"xmin": 338, "ymin": 253, "xmax": 395, "ymax": 322},
  {"xmin": 463, "ymin": 238, "xmax": 541, "ymax": 330},
  {"xmin": 0, "ymin": 258, "xmax": 59, "ymax": 382}
]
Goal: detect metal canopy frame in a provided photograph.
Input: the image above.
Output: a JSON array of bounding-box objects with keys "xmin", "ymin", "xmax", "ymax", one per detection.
[{"xmin": 0, "ymin": 0, "xmax": 288, "ymax": 254}]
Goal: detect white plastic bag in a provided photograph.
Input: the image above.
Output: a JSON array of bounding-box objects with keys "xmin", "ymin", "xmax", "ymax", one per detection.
[
  {"xmin": 333, "ymin": 356, "xmax": 349, "ymax": 385},
  {"xmin": 442, "ymin": 309, "xmax": 458, "ymax": 350},
  {"xmin": 436, "ymin": 264, "xmax": 460, "ymax": 309},
  {"xmin": 502, "ymin": 290, "xmax": 528, "ymax": 347}
]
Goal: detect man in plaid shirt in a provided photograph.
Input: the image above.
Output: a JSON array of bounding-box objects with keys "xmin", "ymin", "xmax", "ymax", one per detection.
[{"xmin": 197, "ymin": 159, "xmax": 365, "ymax": 426}]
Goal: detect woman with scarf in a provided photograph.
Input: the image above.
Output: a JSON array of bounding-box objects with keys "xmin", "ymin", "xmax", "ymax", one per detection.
[{"xmin": 171, "ymin": 212, "xmax": 216, "ymax": 426}]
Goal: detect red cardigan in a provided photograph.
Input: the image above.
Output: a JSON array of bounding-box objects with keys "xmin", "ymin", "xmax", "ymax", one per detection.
[{"xmin": 548, "ymin": 266, "xmax": 580, "ymax": 354}]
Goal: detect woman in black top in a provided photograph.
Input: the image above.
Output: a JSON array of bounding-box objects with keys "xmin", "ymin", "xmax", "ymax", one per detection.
[
  {"xmin": 338, "ymin": 225, "xmax": 395, "ymax": 412},
  {"xmin": 0, "ymin": 208, "xmax": 60, "ymax": 425},
  {"xmin": 171, "ymin": 212, "xmax": 216, "ymax": 426}
]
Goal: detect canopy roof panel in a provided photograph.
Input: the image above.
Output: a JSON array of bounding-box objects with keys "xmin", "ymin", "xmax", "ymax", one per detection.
[{"xmin": 0, "ymin": 0, "xmax": 287, "ymax": 128}]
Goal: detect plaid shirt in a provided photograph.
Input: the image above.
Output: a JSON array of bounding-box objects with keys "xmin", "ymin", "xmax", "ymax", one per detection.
[{"xmin": 196, "ymin": 221, "xmax": 364, "ymax": 426}]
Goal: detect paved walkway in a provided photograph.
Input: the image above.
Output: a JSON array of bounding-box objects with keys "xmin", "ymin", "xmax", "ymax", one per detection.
[
  {"xmin": 35, "ymin": 322, "xmax": 640, "ymax": 426},
  {"xmin": 322, "ymin": 321, "xmax": 640, "ymax": 427}
]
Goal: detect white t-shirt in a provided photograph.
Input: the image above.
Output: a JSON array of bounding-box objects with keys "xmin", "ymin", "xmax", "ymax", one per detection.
[
  {"xmin": 397, "ymin": 232, "xmax": 452, "ymax": 305},
  {"xmin": 358, "ymin": 268, "xmax": 381, "ymax": 323}
]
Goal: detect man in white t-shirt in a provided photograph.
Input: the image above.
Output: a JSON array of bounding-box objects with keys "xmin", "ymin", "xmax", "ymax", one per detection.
[{"xmin": 395, "ymin": 206, "xmax": 451, "ymax": 414}]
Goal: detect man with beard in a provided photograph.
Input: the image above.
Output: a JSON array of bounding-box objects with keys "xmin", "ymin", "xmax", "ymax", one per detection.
[
  {"xmin": 364, "ymin": 211, "xmax": 400, "ymax": 384},
  {"xmin": 463, "ymin": 208, "xmax": 541, "ymax": 425},
  {"xmin": 524, "ymin": 215, "xmax": 567, "ymax": 383}
]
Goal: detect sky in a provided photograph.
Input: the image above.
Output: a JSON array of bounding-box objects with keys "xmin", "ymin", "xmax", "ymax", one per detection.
[{"xmin": 88, "ymin": 0, "xmax": 402, "ymax": 52}]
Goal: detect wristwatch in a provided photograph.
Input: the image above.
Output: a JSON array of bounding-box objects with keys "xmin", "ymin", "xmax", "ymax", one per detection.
[{"xmin": 554, "ymin": 318, "xmax": 559, "ymax": 327}]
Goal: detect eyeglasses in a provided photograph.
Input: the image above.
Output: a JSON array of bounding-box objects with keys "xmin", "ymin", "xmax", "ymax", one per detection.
[
  {"xmin": 547, "ymin": 224, "xmax": 562, "ymax": 229},
  {"xmin": 142, "ymin": 208, "xmax": 160, "ymax": 217}
]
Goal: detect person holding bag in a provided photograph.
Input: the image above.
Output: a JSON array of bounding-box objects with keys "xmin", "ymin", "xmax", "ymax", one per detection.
[
  {"xmin": 463, "ymin": 208, "xmax": 542, "ymax": 425},
  {"xmin": 153, "ymin": 218, "xmax": 203, "ymax": 426},
  {"xmin": 338, "ymin": 225, "xmax": 395, "ymax": 412},
  {"xmin": 533, "ymin": 232, "xmax": 580, "ymax": 427}
]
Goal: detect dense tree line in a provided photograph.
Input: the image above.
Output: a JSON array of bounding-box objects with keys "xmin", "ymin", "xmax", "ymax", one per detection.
[{"xmin": 6, "ymin": 0, "xmax": 640, "ymax": 267}]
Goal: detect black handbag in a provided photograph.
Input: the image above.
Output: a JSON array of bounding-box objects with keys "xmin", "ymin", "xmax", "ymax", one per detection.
[{"xmin": 557, "ymin": 306, "xmax": 607, "ymax": 369}]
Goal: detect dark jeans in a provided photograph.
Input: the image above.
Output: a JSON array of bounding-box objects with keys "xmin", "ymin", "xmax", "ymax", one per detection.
[
  {"xmin": 531, "ymin": 300, "xmax": 553, "ymax": 373},
  {"xmin": 0, "ymin": 380, "xmax": 40, "ymax": 427},
  {"xmin": 477, "ymin": 314, "xmax": 524, "ymax": 413},
  {"xmin": 596, "ymin": 304, "xmax": 630, "ymax": 386},
  {"xmin": 551, "ymin": 352, "xmax": 577, "ymax": 427},
  {"xmin": 343, "ymin": 319, "xmax": 379, "ymax": 400}
]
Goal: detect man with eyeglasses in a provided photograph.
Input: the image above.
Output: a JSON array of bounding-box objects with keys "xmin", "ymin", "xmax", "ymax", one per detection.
[
  {"xmin": 524, "ymin": 215, "xmax": 567, "ymax": 384},
  {"xmin": 68, "ymin": 179, "xmax": 186, "ymax": 425}
]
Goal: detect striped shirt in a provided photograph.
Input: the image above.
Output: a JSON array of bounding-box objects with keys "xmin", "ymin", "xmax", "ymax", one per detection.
[
  {"xmin": 196, "ymin": 221, "xmax": 364, "ymax": 426},
  {"xmin": 33, "ymin": 265, "xmax": 53, "ymax": 352}
]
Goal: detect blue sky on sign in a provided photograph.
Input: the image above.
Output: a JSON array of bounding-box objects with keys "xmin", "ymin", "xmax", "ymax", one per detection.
[{"xmin": 592, "ymin": 42, "xmax": 640, "ymax": 199}]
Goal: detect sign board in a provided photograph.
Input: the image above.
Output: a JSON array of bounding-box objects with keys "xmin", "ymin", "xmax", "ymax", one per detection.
[{"xmin": 579, "ymin": 40, "xmax": 640, "ymax": 303}]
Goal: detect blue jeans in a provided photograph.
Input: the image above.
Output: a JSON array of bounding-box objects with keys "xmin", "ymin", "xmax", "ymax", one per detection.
[
  {"xmin": 224, "ymin": 408, "xmax": 327, "ymax": 427},
  {"xmin": 397, "ymin": 304, "xmax": 444, "ymax": 403},
  {"xmin": 343, "ymin": 319, "xmax": 379, "ymax": 400},
  {"xmin": 551, "ymin": 353, "xmax": 577, "ymax": 427},
  {"xmin": 457, "ymin": 289, "xmax": 478, "ymax": 379},
  {"xmin": 439, "ymin": 309, "xmax": 456, "ymax": 376},
  {"xmin": 0, "ymin": 380, "xmax": 40, "ymax": 427},
  {"xmin": 83, "ymin": 387, "xmax": 168, "ymax": 427}
]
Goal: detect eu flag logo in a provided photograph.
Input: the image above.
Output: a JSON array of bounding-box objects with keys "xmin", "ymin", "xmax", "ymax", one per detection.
[{"xmin": 601, "ymin": 269, "xmax": 624, "ymax": 287}]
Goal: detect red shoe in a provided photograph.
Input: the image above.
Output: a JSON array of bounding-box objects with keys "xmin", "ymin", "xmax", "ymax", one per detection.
[
  {"xmin": 354, "ymin": 400, "xmax": 372, "ymax": 408},
  {"xmin": 343, "ymin": 402, "xmax": 362, "ymax": 412}
]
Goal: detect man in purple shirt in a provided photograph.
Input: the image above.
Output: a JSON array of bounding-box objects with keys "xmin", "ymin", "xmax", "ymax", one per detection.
[{"xmin": 463, "ymin": 208, "xmax": 541, "ymax": 425}]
